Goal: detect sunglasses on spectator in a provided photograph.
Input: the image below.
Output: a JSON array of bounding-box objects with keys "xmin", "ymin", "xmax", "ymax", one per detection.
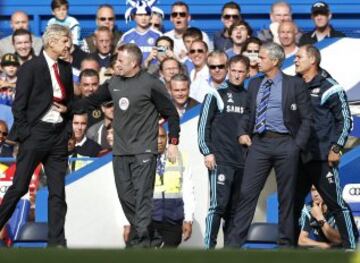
[
  {"xmin": 0, "ymin": 131, "xmax": 8, "ymax": 136},
  {"xmin": 246, "ymin": 50, "xmax": 259, "ymax": 53},
  {"xmin": 171, "ymin": 12, "xmax": 187, "ymax": 18},
  {"xmin": 223, "ymin": 14, "xmax": 240, "ymax": 20},
  {"xmin": 209, "ymin": 64, "xmax": 226, "ymax": 70},
  {"xmin": 189, "ymin": 49, "xmax": 205, "ymax": 54},
  {"xmin": 99, "ymin": 17, "xmax": 115, "ymax": 21}
]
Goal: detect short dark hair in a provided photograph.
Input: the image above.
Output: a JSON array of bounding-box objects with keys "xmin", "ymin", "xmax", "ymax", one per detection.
[
  {"xmin": 221, "ymin": 1, "xmax": 241, "ymax": 14},
  {"xmin": 229, "ymin": 20, "xmax": 253, "ymax": 37},
  {"xmin": 190, "ymin": 40, "xmax": 208, "ymax": 52},
  {"xmin": 12, "ymin": 28, "xmax": 32, "ymax": 44},
  {"xmin": 81, "ymin": 55, "xmax": 100, "ymax": 71},
  {"xmin": 155, "ymin": 36, "xmax": 174, "ymax": 51},
  {"xmin": 183, "ymin": 27, "xmax": 203, "ymax": 41},
  {"xmin": 171, "ymin": 1, "xmax": 189, "ymax": 13},
  {"xmin": 242, "ymin": 37, "xmax": 262, "ymax": 52},
  {"xmin": 302, "ymin": 44, "xmax": 321, "ymax": 67},
  {"xmin": 79, "ymin": 68, "xmax": 99, "ymax": 82},
  {"xmin": 159, "ymin": 57, "xmax": 182, "ymax": 72},
  {"xmin": 117, "ymin": 43, "xmax": 143, "ymax": 67},
  {"xmin": 51, "ymin": 0, "xmax": 69, "ymax": 10},
  {"xmin": 229, "ymin": 55, "xmax": 250, "ymax": 70}
]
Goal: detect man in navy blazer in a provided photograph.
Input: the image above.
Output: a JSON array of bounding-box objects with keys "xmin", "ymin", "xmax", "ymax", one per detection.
[
  {"xmin": 0, "ymin": 24, "xmax": 74, "ymax": 247},
  {"xmin": 225, "ymin": 42, "xmax": 312, "ymax": 248}
]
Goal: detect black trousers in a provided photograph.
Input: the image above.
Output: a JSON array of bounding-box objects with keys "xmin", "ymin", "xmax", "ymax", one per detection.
[
  {"xmin": 113, "ymin": 153, "xmax": 157, "ymax": 248},
  {"xmin": 152, "ymin": 221, "xmax": 182, "ymax": 248},
  {"xmin": 0, "ymin": 122, "xmax": 68, "ymax": 246},
  {"xmin": 204, "ymin": 164, "xmax": 244, "ymax": 249},
  {"xmin": 294, "ymin": 160, "xmax": 359, "ymax": 249},
  {"xmin": 226, "ymin": 134, "xmax": 299, "ymax": 248}
]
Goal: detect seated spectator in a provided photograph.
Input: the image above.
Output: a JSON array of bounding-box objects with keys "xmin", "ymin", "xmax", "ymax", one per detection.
[
  {"xmin": 105, "ymin": 123, "xmax": 114, "ymax": 149},
  {"xmin": 0, "ymin": 54, "xmax": 19, "ymax": 106},
  {"xmin": 12, "ymin": 29, "xmax": 35, "ymax": 65},
  {"xmin": 47, "ymin": 0, "xmax": 81, "ymax": 46},
  {"xmin": 151, "ymin": 125, "xmax": 195, "ymax": 247},
  {"xmin": 0, "ymin": 105, "xmax": 13, "ymax": 131},
  {"xmin": 298, "ymin": 186, "xmax": 343, "ymax": 249},
  {"xmin": 225, "ymin": 20, "xmax": 252, "ymax": 59},
  {"xmin": 90, "ymin": 26, "xmax": 113, "ymax": 69},
  {"xmin": 169, "ymin": 73, "xmax": 198, "ymax": 118},
  {"xmin": 82, "ymin": 5, "xmax": 122, "ymax": 54},
  {"xmin": 241, "ymin": 37, "xmax": 262, "ymax": 78},
  {"xmin": 299, "ymin": 1, "xmax": 345, "ymax": 46},
  {"xmin": 190, "ymin": 51, "xmax": 228, "ymax": 103},
  {"xmin": 159, "ymin": 57, "xmax": 182, "ymax": 93},
  {"xmin": 188, "ymin": 40, "xmax": 209, "ymax": 82},
  {"xmin": 119, "ymin": 0, "xmax": 162, "ymax": 63},
  {"xmin": 0, "ymin": 120, "xmax": 13, "ymax": 158},
  {"xmin": 80, "ymin": 56, "xmax": 101, "ymax": 73},
  {"xmin": 182, "ymin": 27, "xmax": 203, "ymax": 74},
  {"xmin": 213, "ymin": 1, "xmax": 242, "ymax": 51},
  {"xmin": 278, "ymin": 21, "xmax": 299, "ymax": 58},
  {"xmin": 77, "ymin": 69, "xmax": 104, "ymax": 127},
  {"xmin": 86, "ymin": 100, "xmax": 114, "ymax": 150},
  {"xmin": 150, "ymin": 8, "xmax": 165, "ymax": 33},
  {"xmin": 257, "ymin": 1, "xmax": 296, "ymax": 44},
  {"xmin": 165, "ymin": 1, "xmax": 213, "ymax": 61},
  {"xmin": 68, "ymin": 111, "xmax": 102, "ymax": 172},
  {"xmin": 0, "ymin": 11, "xmax": 42, "ymax": 58},
  {"xmin": 144, "ymin": 36, "xmax": 175, "ymax": 77}
]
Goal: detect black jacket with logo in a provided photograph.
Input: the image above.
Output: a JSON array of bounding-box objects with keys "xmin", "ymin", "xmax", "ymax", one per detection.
[{"xmin": 198, "ymin": 81, "xmax": 247, "ymax": 167}]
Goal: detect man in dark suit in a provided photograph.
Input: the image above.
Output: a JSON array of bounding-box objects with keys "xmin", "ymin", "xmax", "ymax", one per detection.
[
  {"xmin": 0, "ymin": 24, "xmax": 74, "ymax": 247},
  {"xmin": 225, "ymin": 42, "xmax": 312, "ymax": 248}
]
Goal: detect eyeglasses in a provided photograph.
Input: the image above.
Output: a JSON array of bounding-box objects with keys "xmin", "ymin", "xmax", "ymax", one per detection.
[
  {"xmin": 171, "ymin": 12, "xmax": 187, "ymax": 18},
  {"xmin": 209, "ymin": 64, "xmax": 226, "ymax": 70},
  {"xmin": 189, "ymin": 49, "xmax": 205, "ymax": 54},
  {"xmin": 246, "ymin": 50, "xmax": 259, "ymax": 53},
  {"xmin": 99, "ymin": 17, "xmax": 115, "ymax": 21},
  {"xmin": 0, "ymin": 131, "xmax": 8, "ymax": 136},
  {"xmin": 223, "ymin": 14, "xmax": 240, "ymax": 20}
]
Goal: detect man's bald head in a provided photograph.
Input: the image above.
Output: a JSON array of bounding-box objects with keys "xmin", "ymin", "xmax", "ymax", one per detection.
[{"xmin": 11, "ymin": 11, "xmax": 29, "ymax": 31}]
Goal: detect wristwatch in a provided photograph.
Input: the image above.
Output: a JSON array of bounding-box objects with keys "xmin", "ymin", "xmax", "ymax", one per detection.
[
  {"xmin": 331, "ymin": 144, "xmax": 341, "ymax": 154},
  {"xmin": 317, "ymin": 219, "xmax": 326, "ymax": 227}
]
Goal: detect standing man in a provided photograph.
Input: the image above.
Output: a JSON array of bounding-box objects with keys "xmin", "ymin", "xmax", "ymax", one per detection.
[
  {"xmin": 278, "ymin": 21, "xmax": 299, "ymax": 58},
  {"xmin": 75, "ymin": 43, "xmax": 180, "ymax": 248},
  {"xmin": 0, "ymin": 11, "xmax": 42, "ymax": 57},
  {"xmin": 198, "ymin": 55, "xmax": 250, "ymax": 249},
  {"xmin": 151, "ymin": 125, "xmax": 195, "ymax": 247},
  {"xmin": 190, "ymin": 50, "xmax": 228, "ymax": 103},
  {"xmin": 299, "ymin": 1, "xmax": 345, "ymax": 46},
  {"xmin": 82, "ymin": 4, "xmax": 122, "ymax": 54},
  {"xmin": 213, "ymin": 1, "xmax": 242, "ymax": 51},
  {"xmin": 0, "ymin": 24, "xmax": 73, "ymax": 247},
  {"xmin": 294, "ymin": 44, "xmax": 358, "ymax": 249},
  {"xmin": 164, "ymin": 1, "xmax": 213, "ymax": 61},
  {"xmin": 230, "ymin": 42, "xmax": 312, "ymax": 248}
]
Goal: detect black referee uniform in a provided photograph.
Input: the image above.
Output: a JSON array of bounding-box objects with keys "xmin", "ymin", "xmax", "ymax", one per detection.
[{"xmin": 76, "ymin": 70, "xmax": 180, "ymax": 247}]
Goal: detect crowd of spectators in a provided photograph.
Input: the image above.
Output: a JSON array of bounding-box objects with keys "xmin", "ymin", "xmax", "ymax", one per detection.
[{"xmin": 0, "ymin": 0, "xmax": 354, "ymax": 249}]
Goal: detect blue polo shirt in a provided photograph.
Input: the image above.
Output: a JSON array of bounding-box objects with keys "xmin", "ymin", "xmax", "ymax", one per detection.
[{"xmin": 256, "ymin": 71, "xmax": 288, "ymax": 133}]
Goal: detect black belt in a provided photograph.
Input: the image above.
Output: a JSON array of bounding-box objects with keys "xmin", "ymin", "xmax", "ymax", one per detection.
[
  {"xmin": 257, "ymin": 131, "xmax": 290, "ymax": 138},
  {"xmin": 37, "ymin": 121, "xmax": 65, "ymax": 130}
]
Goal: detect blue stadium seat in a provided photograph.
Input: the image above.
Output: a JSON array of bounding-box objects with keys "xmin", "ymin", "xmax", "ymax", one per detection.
[
  {"xmin": 12, "ymin": 222, "xmax": 48, "ymax": 248},
  {"xmin": 243, "ymin": 222, "xmax": 279, "ymax": 249}
]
